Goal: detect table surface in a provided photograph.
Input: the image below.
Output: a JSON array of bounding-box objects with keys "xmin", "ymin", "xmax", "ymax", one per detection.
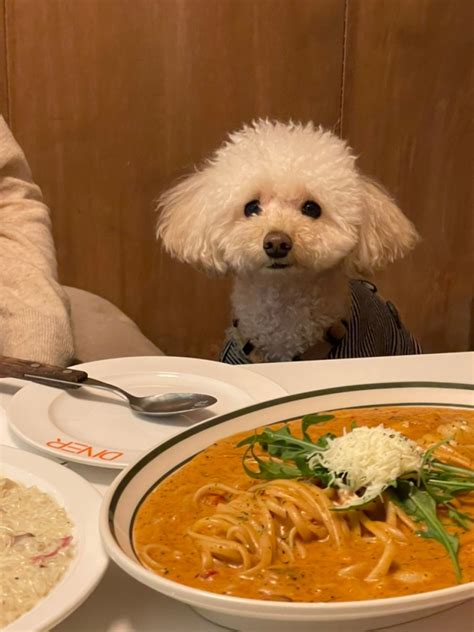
[{"xmin": 1, "ymin": 352, "xmax": 473, "ymax": 632}]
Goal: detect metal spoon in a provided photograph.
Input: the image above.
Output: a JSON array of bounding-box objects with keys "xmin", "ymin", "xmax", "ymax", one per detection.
[{"xmin": 0, "ymin": 356, "xmax": 217, "ymax": 416}]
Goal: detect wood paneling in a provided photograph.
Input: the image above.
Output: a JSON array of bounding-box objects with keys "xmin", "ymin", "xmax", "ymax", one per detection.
[
  {"xmin": 342, "ymin": 0, "xmax": 473, "ymax": 353},
  {"xmin": 6, "ymin": 0, "xmax": 346, "ymax": 358},
  {"xmin": 0, "ymin": 0, "xmax": 8, "ymax": 119},
  {"xmin": 4, "ymin": 0, "xmax": 472, "ymax": 356}
]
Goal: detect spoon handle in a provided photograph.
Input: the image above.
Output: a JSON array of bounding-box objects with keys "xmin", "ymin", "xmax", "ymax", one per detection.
[{"xmin": 0, "ymin": 356, "xmax": 88, "ymax": 383}]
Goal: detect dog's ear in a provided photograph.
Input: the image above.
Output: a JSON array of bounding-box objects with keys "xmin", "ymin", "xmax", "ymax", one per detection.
[
  {"xmin": 346, "ymin": 177, "xmax": 419, "ymax": 275},
  {"xmin": 156, "ymin": 170, "xmax": 227, "ymax": 273}
]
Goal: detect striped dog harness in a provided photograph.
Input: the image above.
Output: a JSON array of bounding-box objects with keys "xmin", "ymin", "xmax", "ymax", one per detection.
[{"xmin": 219, "ymin": 280, "xmax": 421, "ymax": 364}]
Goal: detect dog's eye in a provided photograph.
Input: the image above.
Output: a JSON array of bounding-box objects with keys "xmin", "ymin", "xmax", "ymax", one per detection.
[
  {"xmin": 244, "ymin": 199, "xmax": 261, "ymax": 217},
  {"xmin": 301, "ymin": 200, "xmax": 322, "ymax": 219}
]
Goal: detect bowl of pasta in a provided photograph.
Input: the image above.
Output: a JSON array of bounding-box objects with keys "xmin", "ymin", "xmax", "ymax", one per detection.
[{"xmin": 100, "ymin": 381, "xmax": 474, "ymax": 631}]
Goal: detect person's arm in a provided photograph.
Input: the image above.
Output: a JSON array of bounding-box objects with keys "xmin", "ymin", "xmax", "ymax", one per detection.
[{"xmin": 0, "ymin": 117, "xmax": 74, "ymax": 365}]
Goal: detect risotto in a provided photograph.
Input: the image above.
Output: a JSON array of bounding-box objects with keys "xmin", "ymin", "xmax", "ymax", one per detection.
[{"xmin": 0, "ymin": 477, "xmax": 74, "ymax": 628}]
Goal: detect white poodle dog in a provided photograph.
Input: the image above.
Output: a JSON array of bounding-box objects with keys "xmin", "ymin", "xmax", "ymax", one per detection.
[{"xmin": 157, "ymin": 120, "xmax": 421, "ymax": 363}]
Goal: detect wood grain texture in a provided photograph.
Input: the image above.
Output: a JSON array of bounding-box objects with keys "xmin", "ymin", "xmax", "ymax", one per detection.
[
  {"xmin": 6, "ymin": 0, "xmax": 345, "ymax": 358},
  {"xmin": 342, "ymin": 0, "xmax": 474, "ymax": 353},
  {"xmin": 0, "ymin": 355, "xmax": 87, "ymax": 382},
  {"xmin": 0, "ymin": 0, "xmax": 8, "ymax": 119}
]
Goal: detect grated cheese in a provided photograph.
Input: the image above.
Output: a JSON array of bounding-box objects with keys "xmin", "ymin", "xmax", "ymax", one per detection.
[{"xmin": 309, "ymin": 425, "xmax": 423, "ymax": 508}]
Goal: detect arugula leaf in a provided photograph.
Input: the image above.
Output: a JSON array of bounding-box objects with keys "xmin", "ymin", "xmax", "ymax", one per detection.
[
  {"xmin": 238, "ymin": 422, "xmax": 334, "ymax": 482},
  {"xmin": 421, "ymin": 438, "xmax": 451, "ymax": 465},
  {"xmin": 237, "ymin": 433, "xmax": 260, "ymax": 448},
  {"xmin": 390, "ymin": 482, "xmax": 461, "ymax": 582},
  {"xmin": 421, "ymin": 456, "xmax": 474, "ymax": 504},
  {"xmin": 301, "ymin": 414, "xmax": 334, "ymax": 441},
  {"xmin": 242, "ymin": 444, "xmax": 302, "ymax": 480},
  {"xmin": 447, "ymin": 505, "xmax": 473, "ymax": 530}
]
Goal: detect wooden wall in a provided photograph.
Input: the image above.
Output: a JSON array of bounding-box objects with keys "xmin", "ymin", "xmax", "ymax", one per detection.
[
  {"xmin": 343, "ymin": 0, "xmax": 473, "ymax": 354},
  {"xmin": 1, "ymin": 0, "xmax": 472, "ymax": 357}
]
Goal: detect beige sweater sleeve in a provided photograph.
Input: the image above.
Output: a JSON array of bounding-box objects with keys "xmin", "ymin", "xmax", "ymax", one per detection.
[{"xmin": 0, "ymin": 117, "xmax": 74, "ymax": 365}]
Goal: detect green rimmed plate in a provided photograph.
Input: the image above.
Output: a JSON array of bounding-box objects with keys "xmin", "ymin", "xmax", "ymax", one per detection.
[{"xmin": 101, "ymin": 381, "xmax": 474, "ymax": 632}]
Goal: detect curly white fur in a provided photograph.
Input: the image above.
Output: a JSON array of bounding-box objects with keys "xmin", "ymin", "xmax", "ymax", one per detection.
[{"xmin": 157, "ymin": 120, "xmax": 418, "ymax": 361}]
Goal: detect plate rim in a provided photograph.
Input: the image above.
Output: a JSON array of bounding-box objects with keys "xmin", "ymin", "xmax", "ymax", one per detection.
[
  {"xmin": 5, "ymin": 356, "xmax": 288, "ymax": 469},
  {"xmin": 1, "ymin": 445, "xmax": 108, "ymax": 632}
]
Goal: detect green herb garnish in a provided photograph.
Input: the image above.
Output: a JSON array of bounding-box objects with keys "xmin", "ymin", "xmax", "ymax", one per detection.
[
  {"xmin": 389, "ymin": 482, "xmax": 462, "ymax": 581},
  {"xmin": 237, "ymin": 414, "xmax": 335, "ymax": 484}
]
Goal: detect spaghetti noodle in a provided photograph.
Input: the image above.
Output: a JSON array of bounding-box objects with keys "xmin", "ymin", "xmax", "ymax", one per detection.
[{"xmin": 188, "ymin": 479, "xmax": 408, "ymax": 581}]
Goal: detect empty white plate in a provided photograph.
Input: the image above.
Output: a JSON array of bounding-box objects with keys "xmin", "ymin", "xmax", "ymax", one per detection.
[{"xmin": 6, "ymin": 356, "xmax": 287, "ymax": 468}]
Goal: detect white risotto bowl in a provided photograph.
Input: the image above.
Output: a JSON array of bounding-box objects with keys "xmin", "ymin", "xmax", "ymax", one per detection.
[
  {"xmin": 100, "ymin": 382, "xmax": 474, "ymax": 632},
  {"xmin": 2, "ymin": 447, "xmax": 108, "ymax": 631}
]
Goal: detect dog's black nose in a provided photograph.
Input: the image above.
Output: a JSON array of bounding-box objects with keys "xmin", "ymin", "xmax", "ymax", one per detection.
[{"xmin": 263, "ymin": 232, "xmax": 293, "ymax": 259}]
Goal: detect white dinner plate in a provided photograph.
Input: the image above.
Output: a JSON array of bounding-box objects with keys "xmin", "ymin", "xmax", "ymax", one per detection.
[
  {"xmin": 6, "ymin": 356, "xmax": 287, "ymax": 469},
  {"xmin": 1, "ymin": 445, "xmax": 108, "ymax": 632}
]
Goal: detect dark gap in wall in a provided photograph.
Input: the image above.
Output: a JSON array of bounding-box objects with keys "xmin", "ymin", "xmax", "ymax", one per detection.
[
  {"xmin": 0, "ymin": 0, "xmax": 10, "ymax": 122},
  {"xmin": 335, "ymin": 0, "xmax": 349, "ymax": 137}
]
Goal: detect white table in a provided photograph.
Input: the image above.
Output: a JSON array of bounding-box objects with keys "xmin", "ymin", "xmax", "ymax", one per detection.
[{"xmin": 1, "ymin": 352, "xmax": 473, "ymax": 632}]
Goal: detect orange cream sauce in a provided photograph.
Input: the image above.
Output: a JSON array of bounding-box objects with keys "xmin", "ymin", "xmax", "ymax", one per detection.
[{"xmin": 133, "ymin": 406, "xmax": 474, "ymax": 602}]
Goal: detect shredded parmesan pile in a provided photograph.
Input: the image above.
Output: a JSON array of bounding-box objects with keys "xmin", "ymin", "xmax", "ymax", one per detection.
[{"xmin": 309, "ymin": 425, "xmax": 423, "ymax": 508}]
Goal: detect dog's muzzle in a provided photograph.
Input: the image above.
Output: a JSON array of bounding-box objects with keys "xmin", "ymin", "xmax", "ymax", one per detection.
[{"xmin": 263, "ymin": 231, "xmax": 293, "ymax": 259}]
